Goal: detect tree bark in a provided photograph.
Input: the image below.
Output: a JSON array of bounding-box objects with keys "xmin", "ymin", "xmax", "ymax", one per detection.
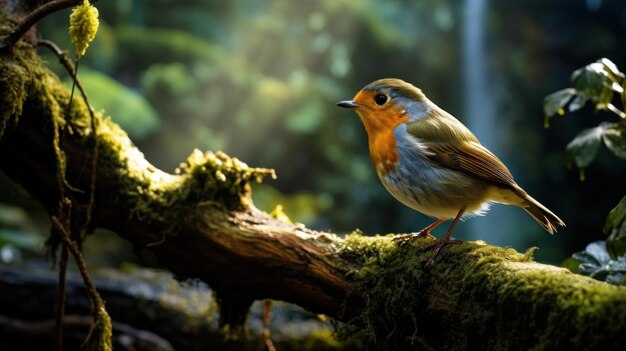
[{"xmin": 1, "ymin": 8, "xmax": 626, "ymax": 350}]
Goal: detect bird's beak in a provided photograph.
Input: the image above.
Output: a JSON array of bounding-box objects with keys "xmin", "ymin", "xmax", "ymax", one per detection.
[{"xmin": 336, "ymin": 100, "xmax": 358, "ymax": 109}]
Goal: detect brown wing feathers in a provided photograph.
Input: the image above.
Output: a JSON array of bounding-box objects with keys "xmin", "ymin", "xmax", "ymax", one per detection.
[{"xmin": 425, "ymin": 142, "xmax": 516, "ymax": 187}]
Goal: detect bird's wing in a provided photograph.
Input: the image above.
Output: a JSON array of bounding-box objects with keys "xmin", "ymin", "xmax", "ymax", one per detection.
[
  {"xmin": 405, "ymin": 116, "xmax": 516, "ymax": 186},
  {"xmin": 423, "ymin": 141, "xmax": 516, "ymax": 186}
]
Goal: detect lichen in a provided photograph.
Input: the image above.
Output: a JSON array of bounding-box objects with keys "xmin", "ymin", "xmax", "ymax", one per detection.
[{"xmin": 337, "ymin": 232, "xmax": 626, "ymax": 350}]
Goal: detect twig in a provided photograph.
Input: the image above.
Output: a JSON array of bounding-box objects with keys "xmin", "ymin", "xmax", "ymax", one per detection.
[
  {"xmin": 38, "ymin": 39, "xmax": 99, "ymax": 232},
  {"xmin": 37, "ymin": 39, "xmax": 94, "ymax": 116},
  {"xmin": 52, "ymin": 198, "xmax": 111, "ymax": 350},
  {"xmin": 51, "ymin": 197, "xmax": 73, "ymax": 351},
  {"xmin": 262, "ymin": 300, "xmax": 276, "ymax": 351},
  {"xmin": 607, "ymin": 103, "xmax": 626, "ymax": 119},
  {"xmin": 53, "ymin": 245, "xmax": 69, "ymax": 351},
  {"xmin": 52, "ymin": 199, "xmax": 103, "ymax": 312},
  {"xmin": 0, "ymin": 0, "xmax": 81, "ymax": 53}
]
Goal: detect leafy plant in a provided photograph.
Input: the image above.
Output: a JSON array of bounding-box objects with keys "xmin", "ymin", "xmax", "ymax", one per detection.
[
  {"xmin": 544, "ymin": 58, "xmax": 626, "ymax": 266},
  {"xmin": 544, "ymin": 58, "xmax": 626, "ymax": 180},
  {"xmin": 567, "ymin": 241, "xmax": 626, "ymax": 285}
]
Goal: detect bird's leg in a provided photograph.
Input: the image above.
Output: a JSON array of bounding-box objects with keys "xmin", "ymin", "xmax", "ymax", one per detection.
[
  {"xmin": 392, "ymin": 218, "xmax": 446, "ymax": 246},
  {"xmin": 418, "ymin": 207, "xmax": 466, "ymax": 267}
]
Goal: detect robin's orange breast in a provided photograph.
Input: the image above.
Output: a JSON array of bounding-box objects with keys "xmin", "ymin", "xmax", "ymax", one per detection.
[{"xmin": 368, "ymin": 128, "xmax": 402, "ymax": 175}]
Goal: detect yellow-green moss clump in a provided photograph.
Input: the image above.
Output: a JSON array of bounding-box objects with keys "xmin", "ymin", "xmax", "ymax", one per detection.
[
  {"xmin": 337, "ymin": 232, "xmax": 626, "ymax": 350},
  {"xmin": 91, "ymin": 115, "xmax": 276, "ymax": 237},
  {"xmin": 95, "ymin": 120, "xmax": 275, "ymax": 232},
  {"xmin": 69, "ymin": 0, "xmax": 99, "ymax": 59}
]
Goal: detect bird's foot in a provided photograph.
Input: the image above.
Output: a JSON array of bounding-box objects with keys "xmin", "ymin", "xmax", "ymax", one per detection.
[
  {"xmin": 417, "ymin": 238, "xmax": 462, "ymax": 267},
  {"xmin": 392, "ymin": 230, "xmax": 436, "ymax": 247}
]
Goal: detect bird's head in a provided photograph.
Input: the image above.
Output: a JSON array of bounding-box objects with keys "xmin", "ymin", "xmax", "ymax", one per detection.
[{"xmin": 336, "ymin": 78, "xmax": 432, "ymax": 136}]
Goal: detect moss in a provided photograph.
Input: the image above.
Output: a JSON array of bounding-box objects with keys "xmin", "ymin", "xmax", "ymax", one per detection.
[
  {"xmin": 1, "ymin": 41, "xmax": 275, "ymax": 241},
  {"xmin": 69, "ymin": 0, "xmax": 99, "ymax": 59},
  {"xmin": 270, "ymin": 204, "xmax": 293, "ymax": 224},
  {"xmin": 82, "ymin": 305, "xmax": 113, "ymax": 351},
  {"xmin": 0, "ymin": 58, "xmax": 29, "ymax": 140},
  {"xmin": 299, "ymin": 328, "xmax": 349, "ymax": 350},
  {"xmin": 337, "ymin": 233, "xmax": 626, "ymax": 350},
  {"xmin": 94, "ymin": 131, "xmax": 276, "ymax": 233}
]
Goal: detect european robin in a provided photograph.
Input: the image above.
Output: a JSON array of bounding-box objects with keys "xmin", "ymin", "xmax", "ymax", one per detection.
[{"xmin": 337, "ymin": 78, "xmax": 565, "ymax": 266}]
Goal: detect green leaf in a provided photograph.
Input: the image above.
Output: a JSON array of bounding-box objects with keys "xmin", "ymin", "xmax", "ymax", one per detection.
[
  {"xmin": 605, "ymin": 196, "xmax": 626, "ymax": 258},
  {"xmin": 571, "ymin": 240, "xmax": 626, "ymax": 285},
  {"xmin": 565, "ymin": 125, "xmax": 604, "ymax": 169},
  {"xmin": 572, "ymin": 241, "xmax": 611, "ymax": 281},
  {"xmin": 568, "ymin": 94, "xmax": 589, "ymax": 113},
  {"xmin": 571, "ymin": 62, "xmax": 609, "ymax": 97},
  {"xmin": 543, "ymin": 88, "xmax": 576, "ymax": 118},
  {"xmin": 595, "ymin": 86, "xmax": 614, "ymax": 110},
  {"xmin": 601, "ymin": 122, "xmax": 626, "ymax": 160},
  {"xmin": 607, "ymin": 256, "xmax": 626, "ymax": 285},
  {"xmin": 570, "ymin": 59, "xmax": 623, "ymax": 112},
  {"xmin": 599, "ymin": 58, "xmax": 625, "ymax": 81},
  {"xmin": 582, "ymin": 240, "xmax": 611, "ymax": 264}
]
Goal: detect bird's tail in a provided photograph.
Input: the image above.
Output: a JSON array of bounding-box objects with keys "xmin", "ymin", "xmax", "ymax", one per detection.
[{"xmin": 521, "ymin": 195, "xmax": 565, "ymax": 234}]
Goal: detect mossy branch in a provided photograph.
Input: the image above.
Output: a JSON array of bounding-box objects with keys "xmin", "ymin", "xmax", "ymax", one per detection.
[
  {"xmin": 1, "ymin": 30, "xmax": 626, "ymax": 351},
  {"xmin": 0, "ymin": 0, "xmax": 82, "ymax": 53}
]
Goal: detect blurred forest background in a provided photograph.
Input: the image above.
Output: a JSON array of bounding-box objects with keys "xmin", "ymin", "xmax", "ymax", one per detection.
[{"xmin": 1, "ymin": 0, "xmax": 626, "ymax": 271}]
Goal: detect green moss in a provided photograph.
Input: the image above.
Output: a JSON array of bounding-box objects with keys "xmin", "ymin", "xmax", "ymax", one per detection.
[
  {"xmin": 0, "ymin": 59, "xmax": 28, "ymax": 140},
  {"xmin": 1, "ymin": 42, "xmax": 274, "ymax": 240},
  {"xmin": 337, "ymin": 233, "xmax": 626, "ymax": 350},
  {"xmin": 300, "ymin": 328, "xmax": 348, "ymax": 350},
  {"xmin": 93, "ymin": 116, "xmax": 275, "ymax": 235},
  {"xmin": 82, "ymin": 306, "xmax": 113, "ymax": 351}
]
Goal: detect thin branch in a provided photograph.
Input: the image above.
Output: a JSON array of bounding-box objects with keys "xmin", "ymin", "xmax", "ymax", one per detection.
[
  {"xmin": 53, "ymin": 245, "xmax": 69, "ymax": 351},
  {"xmin": 607, "ymin": 103, "xmax": 626, "ymax": 119},
  {"xmin": 38, "ymin": 39, "xmax": 99, "ymax": 233},
  {"xmin": 261, "ymin": 300, "xmax": 276, "ymax": 351},
  {"xmin": 0, "ymin": 0, "xmax": 81, "ymax": 53},
  {"xmin": 52, "ymin": 198, "xmax": 103, "ymax": 312}
]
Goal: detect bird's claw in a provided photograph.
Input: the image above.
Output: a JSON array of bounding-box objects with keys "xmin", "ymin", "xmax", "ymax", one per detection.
[{"xmin": 392, "ymin": 230, "xmax": 436, "ymax": 247}]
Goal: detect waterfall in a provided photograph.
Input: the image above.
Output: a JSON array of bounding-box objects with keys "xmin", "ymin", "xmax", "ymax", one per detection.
[{"xmin": 462, "ymin": 0, "xmax": 519, "ymax": 245}]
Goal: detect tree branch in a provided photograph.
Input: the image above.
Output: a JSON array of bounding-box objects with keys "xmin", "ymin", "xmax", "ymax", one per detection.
[
  {"xmin": 0, "ymin": 0, "xmax": 81, "ymax": 53},
  {"xmin": 1, "ymin": 28, "xmax": 626, "ymax": 350}
]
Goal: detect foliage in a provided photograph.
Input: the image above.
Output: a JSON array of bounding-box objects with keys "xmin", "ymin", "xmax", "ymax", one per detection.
[
  {"xmin": 604, "ymin": 196, "xmax": 626, "ymax": 259},
  {"xmin": 113, "ymin": 26, "xmax": 223, "ymax": 74},
  {"xmin": 545, "ymin": 58, "xmax": 626, "ymax": 259},
  {"xmin": 567, "ymin": 240, "xmax": 626, "ymax": 285},
  {"xmin": 544, "ymin": 58, "xmax": 626, "ymax": 180}
]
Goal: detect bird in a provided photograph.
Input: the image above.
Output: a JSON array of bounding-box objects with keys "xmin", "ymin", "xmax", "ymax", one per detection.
[{"xmin": 336, "ymin": 78, "xmax": 565, "ymax": 266}]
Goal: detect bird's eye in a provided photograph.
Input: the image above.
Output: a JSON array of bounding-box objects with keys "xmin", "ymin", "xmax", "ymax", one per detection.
[{"xmin": 374, "ymin": 93, "xmax": 388, "ymax": 105}]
